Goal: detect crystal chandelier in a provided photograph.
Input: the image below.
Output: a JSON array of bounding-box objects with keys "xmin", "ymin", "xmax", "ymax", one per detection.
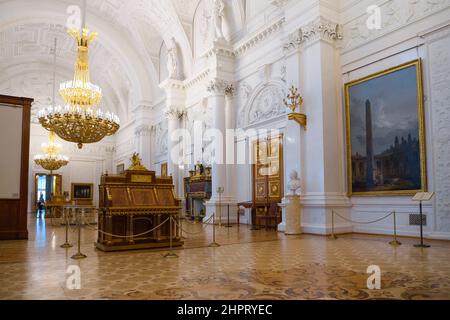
[
  {"xmin": 38, "ymin": 6, "xmax": 119, "ymax": 149},
  {"xmin": 34, "ymin": 38, "xmax": 69, "ymax": 173},
  {"xmin": 34, "ymin": 131, "xmax": 69, "ymax": 173}
]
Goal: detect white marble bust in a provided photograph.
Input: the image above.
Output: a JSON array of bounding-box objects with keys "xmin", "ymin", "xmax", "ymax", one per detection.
[{"xmin": 287, "ymin": 170, "xmax": 301, "ymax": 195}]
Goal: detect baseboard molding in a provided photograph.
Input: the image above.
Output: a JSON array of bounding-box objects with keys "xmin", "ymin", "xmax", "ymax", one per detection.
[{"xmin": 353, "ymin": 226, "xmax": 450, "ymax": 241}]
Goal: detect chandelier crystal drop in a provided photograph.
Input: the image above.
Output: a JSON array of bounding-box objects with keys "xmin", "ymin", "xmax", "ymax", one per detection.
[
  {"xmin": 34, "ymin": 131, "xmax": 69, "ymax": 172},
  {"xmin": 39, "ymin": 28, "xmax": 120, "ymax": 149}
]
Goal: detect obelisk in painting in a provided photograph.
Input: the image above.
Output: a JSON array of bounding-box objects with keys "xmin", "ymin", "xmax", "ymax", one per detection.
[{"xmin": 365, "ymin": 99, "xmax": 374, "ymax": 187}]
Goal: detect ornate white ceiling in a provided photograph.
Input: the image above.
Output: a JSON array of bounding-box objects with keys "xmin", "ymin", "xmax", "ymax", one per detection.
[{"xmin": 0, "ymin": 0, "xmax": 206, "ymax": 122}]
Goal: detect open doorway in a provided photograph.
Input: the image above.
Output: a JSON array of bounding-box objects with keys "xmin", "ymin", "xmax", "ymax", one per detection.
[{"xmin": 33, "ymin": 174, "xmax": 62, "ymax": 218}]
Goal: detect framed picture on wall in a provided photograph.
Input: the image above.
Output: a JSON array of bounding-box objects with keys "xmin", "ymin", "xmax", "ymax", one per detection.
[
  {"xmin": 116, "ymin": 163, "xmax": 125, "ymax": 175},
  {"xmin": 344, "ymin": 59, "xmax": 427, "ymax": 196},
  {"xmin": 71, "ymin": 183, "xmax": 94, "ymax": 201},
  {"xmin": 161, "ymin": 162, "xmax": 168, "ymax": 177}
]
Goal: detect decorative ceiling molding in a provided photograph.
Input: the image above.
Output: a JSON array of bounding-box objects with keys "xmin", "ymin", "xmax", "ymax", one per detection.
[{"xmin": 233, "ymin": 17, "xmax": 285, "ymax": 57}]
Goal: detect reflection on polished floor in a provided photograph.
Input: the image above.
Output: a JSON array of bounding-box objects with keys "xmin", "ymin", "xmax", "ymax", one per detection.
[{"xmin": 0, "ymin": 216, "xmax": 450, "ymax": 300}]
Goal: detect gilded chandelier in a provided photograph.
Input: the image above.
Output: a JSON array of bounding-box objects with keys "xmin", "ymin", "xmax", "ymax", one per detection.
[
  {"xmin": 34, "ymin": 131, "xmax": 69, "ymax": 173},
  {"xmin": 39, "ymin": 28, "xmax": 120, "ymax": 149}
]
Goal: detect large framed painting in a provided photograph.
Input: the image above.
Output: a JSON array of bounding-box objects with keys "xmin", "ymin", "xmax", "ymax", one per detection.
[{"xmin": 345, "ymin": 59, "xmax": 427, "ymax": 196}]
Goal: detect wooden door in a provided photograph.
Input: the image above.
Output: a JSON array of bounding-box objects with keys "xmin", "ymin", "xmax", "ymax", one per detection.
[
  {"xmin": 252, "ymin": 135, "xmax": 284, "ymax": 203},
  {"xmin": 0, "ymin": 95, "xmax": 33, "ymax": 240},
  {"xmin": 252, "ymin": 135, "xmax": 284, "ymax": 228}
]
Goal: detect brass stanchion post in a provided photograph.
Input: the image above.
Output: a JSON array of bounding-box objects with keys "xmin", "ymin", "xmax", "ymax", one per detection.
[
  {"xmin": 164, "ymin": 216, "xmax": 178, "ymax": 258},
  {"xmin": 329, "ymin": 210, "xmax": 338, "ymax": 240},
  {"xmin": 225, "ymin": 204, "xmax": 232, "ymax": 228},
  {"xmin": 60, "ymin": 207, "xmax": 73, "ymax": 248},
  {"xmin": 180, "ymin": 215, "xmax": 187, "ymax": 240},
  {"xmin": 217, "ymin": 187, "xmax": 224, "ymax": 227},
  {"xmin": 209, "ymin": 212, "xmax": 220, "ymax": 247},
  {"xmin": 389, "ymin": 211, "xmax": 402, "ymax": 246},
  {"xmin": 71, "ymin": 208, "xmax": 87, "ymax": 260}
]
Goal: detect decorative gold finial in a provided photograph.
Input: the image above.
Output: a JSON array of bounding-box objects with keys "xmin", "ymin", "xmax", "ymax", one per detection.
[
  {"xmin": 283, "ymin": 85, "xmax": 304, "ymax": 113},
  {"xmin": 128, "ymin": 153, "xmax": 147, "ymax": 171}
]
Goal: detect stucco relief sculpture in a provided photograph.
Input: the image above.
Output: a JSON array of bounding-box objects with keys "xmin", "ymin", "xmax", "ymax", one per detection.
[
  {"xmin": 212, "ymin": 0, "xmax": 225, "ymax": 41},
  {"xmin": 154, "ymin": 121, "xmax": 168, "ymax": 157},
  {"xmin": 167, "ymin": 37, "xmax": 179, "ymax": 79},
  {"xmin": 248, "ymin": 85, "xmax": 286, "ymax": 126}
]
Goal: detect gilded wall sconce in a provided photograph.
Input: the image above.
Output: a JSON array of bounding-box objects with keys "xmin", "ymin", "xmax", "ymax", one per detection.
[{"xmin": 284, "ymin": 85, "xmax": 307, "ymax": 129}]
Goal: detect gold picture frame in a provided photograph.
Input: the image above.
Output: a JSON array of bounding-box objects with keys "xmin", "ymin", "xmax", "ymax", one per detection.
[
  {"xmin": 161, "ymin": 162, "xmax": 168, "ymax": 177},
  {"xmin": 344, "ymin": 59, "xmax": 427, "ymax": 196},
  {"xmin": 71, "ymin": 183, "xmax": 94, "ymax": 201},
  {"xmin": 116, "ymin": 163, "xmax": 125, "ymax": 175}
]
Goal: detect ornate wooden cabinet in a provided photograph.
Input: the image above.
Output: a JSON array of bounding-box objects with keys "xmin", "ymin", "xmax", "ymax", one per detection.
[
  {"xmin": 184, "ymin": 164, "xmax": 212, "ymax": 221},
  {"xmin": 96, "ymin": 157, "xmax": 183, "ymax": 251}
]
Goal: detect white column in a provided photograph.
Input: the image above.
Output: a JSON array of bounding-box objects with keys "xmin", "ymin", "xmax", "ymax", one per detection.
[
  {"xmin": 210, "ymin": 86, "xmax": 226, "ymax": 201},
  {"xmin": 167, "ymin": 111, "xmax": 183, "ymax": 197},
  {"xmin": 134, "ymin": 125, "xmax": 152, "ymax": 169},
  {"xmin": 204, "ymin": 79, "xmax": 237, "ymax": 223},
  {"xmin": 160, "ymin": 79, "xmax": 186, "ymax": 198},
  {"xmin": 132, "ymin": 103, "xmax": 153, "ymax": 169},
  {"xmin": 283, "ymin": 16, "xmax": 351, "ymax": 235},
  {"xmin": 225, "ymin": 88, "xmax": 236, "ymax": 201}
]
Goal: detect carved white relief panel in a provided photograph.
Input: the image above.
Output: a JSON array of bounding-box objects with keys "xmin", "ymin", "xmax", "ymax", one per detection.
[
  {"xmin": 193, "ymin": 0, "xmax": 214, "ymax": 58},
  {"xmin": 428, "ymin": 32, "xmax": 450, "ymax": 233},
  {"xmin": 343, "ymin": 0, "xmax": 450, "ymax": 51},
  {"xmin": 154, "ymin": 120, "xmax": 168, "ymax": 157},
  {"xmin": 236, "ymin": 81, "xmax": 252, "ymax": 128},
  {"xmin": 246, "ymin": 83, "xmax": 286, "ymax": 126}
]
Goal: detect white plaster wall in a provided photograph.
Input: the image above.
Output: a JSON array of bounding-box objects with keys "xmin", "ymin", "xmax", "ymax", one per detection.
[{"xmin": 340, "ymin": 0, "xmax": 450, "ymax": 239}]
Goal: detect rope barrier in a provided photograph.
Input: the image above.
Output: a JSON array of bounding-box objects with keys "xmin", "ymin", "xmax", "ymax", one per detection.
[
  {"xmin": 181, "ymin": 216, "xmax": 214, "ymax": 227},
  {"xmin": 332, "ymin": 210, "xmax": 394, "ymax": 225},
  {"xmin": 84, "ymin": 217, "xmax": 170, "ymax": 239},
  {"xmin": 330, "ymin": 209, "xmax": 401, "ymax": 246},
  {"xmin": 173, "ymin": 215, "xmax": 214, "ymax": 235}
]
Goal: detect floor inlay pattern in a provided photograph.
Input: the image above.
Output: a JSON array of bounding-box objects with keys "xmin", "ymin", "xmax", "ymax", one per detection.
[{"xmin": 0, "ymin": 216, "xmax": 449, "ymax": 300}]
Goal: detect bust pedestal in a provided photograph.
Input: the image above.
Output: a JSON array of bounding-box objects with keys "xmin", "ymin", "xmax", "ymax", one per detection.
[{"xmin": 280, "ymin": 195, "xmax": 302, "ymax": 235}]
